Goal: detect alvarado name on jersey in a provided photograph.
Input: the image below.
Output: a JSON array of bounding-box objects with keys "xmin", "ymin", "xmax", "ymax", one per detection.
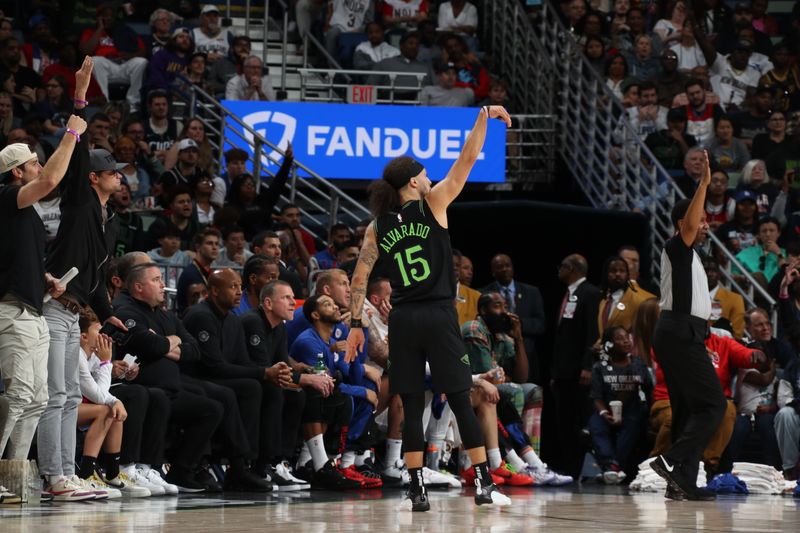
[{"xmin": 379, "ymin": 223, "xmax": 431, "ymax": 253}]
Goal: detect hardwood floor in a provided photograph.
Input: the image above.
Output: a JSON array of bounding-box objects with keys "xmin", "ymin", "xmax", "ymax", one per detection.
[{"xmin": 1, "ymin": 485, "xmax": 798, "ymax": 532}]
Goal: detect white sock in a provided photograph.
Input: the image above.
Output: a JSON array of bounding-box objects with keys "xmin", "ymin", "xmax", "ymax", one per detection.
[
  {"xmin": 341, "ymin": 451, "xmax": 356, "ymax": 468},
  {"xmin": 505, "ymin": 449, "xmax": 528, "ymax": 471},
  {"xmin": 47, "ymin": 475, "xmax": 63, "ymax": 486},
  {"xmin": 459, "ymin": 449, "xmax": 472, "ymax": 470},
  {"xmin": 354, "ymin": 450, "xmax": 369, "ymax": 467},
  {"xmin": 307, "ymin": 435, "xmax": 329, "ymax": 471},
  {"xmin": 487, "ymin": 448, "xmax": 502, "ymax": 470},
  {"xmin": 521, "ymin": 447, "xmax": 545, "ymax": 469},
  {"xmin": 386, "ymin": 438, "xmax": 403, "ymax": 467},
  {"xmin": 297, "ymin": 443, "xmax": 312, "ymax": 469}
]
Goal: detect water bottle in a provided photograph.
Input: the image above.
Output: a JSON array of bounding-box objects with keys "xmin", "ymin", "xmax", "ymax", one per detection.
[{"xmin": 314, "ymin": 353, "xmax": 327, "ymax": 375}]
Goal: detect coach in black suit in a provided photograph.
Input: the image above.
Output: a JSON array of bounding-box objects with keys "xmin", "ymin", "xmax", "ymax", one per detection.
[
  {"xmin": 550, "ymin": 254, "xmax": 601, "ymax": 478},
  {"xmin": 483, "ymin": 254, "xmax": 546, "ymax": 383}
]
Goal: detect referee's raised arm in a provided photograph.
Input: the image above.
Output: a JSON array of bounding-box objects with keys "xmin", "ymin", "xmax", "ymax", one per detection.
[{"xmin": 678, "ymin": 150, "xmax": 712, "ymax": 247}]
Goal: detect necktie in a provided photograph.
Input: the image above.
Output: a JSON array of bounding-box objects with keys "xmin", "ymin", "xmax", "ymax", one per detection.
[
  {"xmin": 558, "ymin": 291, "xmax": 569, "ymax": 324},
  {"xmin": 601, "ymin": 297, "xmax": 613, "ymax": 330},
  {"xmin": 502, "ymin": 286, "xmax": 514, "ymax": 312}
]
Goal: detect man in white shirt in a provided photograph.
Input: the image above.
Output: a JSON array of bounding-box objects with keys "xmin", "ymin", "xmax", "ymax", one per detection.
[
  {"xmin": 192, "ymin": 5, "xmax": 232, "ymax": 64},
  {"xmin": 225, "ymin": 56, "xmax": 276, "ymax": 101},
  {"xmin": 353, "ymin": 21, "xmax": 400, "ymax": 70},
  {"xmin": 628, "ymin": 80, "xmax": 668, "ymax": 138},
  {"xmin": 325, "ymin": 0, "xmax": 373, "ymax": 66},
  {"xmin": 696, "ymin": 31, "xmax": 760, "ymax": 111}
]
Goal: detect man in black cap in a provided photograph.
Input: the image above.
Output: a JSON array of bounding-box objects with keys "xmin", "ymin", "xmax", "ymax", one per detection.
[
  {"xmin": 38, "ymin": 60, "xmax": 132, "ymax": 498},
  {"xmin": 695, "ymin": 25, "xmax": 760, "ymax": 110},
  {"xmin": 419, "ymin": 60, "xmax": 474, "ymax": 107}
]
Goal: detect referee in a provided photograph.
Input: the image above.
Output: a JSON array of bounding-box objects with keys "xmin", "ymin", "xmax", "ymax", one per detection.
[{"xmin": 650, "ymin": 151, "xmax": 727, "ymax": 501}]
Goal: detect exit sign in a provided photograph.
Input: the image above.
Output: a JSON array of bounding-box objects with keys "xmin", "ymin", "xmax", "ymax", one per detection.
[{"xmin": 347, "ymin": 85, "xmax": 376, "ymax": 104}]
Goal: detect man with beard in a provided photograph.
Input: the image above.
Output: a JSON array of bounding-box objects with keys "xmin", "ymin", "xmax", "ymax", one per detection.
[
  {"xmin": 192, "ymin": 5, "xmax": 231, "ymax": 64},
  {"xmin": 483, "ymin": 254, "xmax": 546, "ymax": 383},
  {"xmin": 22, "ymin": 14, "xmax": 58, "ymax": 75},
  {"xmin": 208, "ymin": 36, "xmax": 252, "ymax": 96},
  {"xmin": 145, "ymin": 186, "xmax": 200, "ymax": 251},
  {"xmin": 146, "ymin": 28, "xmax": 194, "ymax": 93},
  {"xmin": 682, "ymin": 79, "xmax": 725, "ymax": 148},
  {"xmin": 696, "ymin": 30, "xmax": 760, "ymax": 111},
  {"xmin": 596, "ymin": 255, "xmax": 653, "ymax": 335}
]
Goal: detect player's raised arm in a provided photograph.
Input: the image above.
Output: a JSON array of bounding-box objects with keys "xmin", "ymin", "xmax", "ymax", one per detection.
[{"xmin": 427, "ymin": 106, "xmax": 511, "ymax": 216}]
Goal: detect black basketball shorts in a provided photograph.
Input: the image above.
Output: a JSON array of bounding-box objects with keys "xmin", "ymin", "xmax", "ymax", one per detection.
[{"xmin": 387, "ymin": 303, "xmax": 473, "ymax": 395}]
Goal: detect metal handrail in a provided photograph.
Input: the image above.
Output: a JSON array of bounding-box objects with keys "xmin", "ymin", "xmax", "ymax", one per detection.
[
  {"xmin": 297, "ymin": 68, "xmax": 428, "ymax": 104},
  {"xmin": 176, "ymin": 77, "xmax": 371, "ymax": 237},
  {"xmin": 481, "ymin": 0, "xmax": 776, "ymax": 320}
]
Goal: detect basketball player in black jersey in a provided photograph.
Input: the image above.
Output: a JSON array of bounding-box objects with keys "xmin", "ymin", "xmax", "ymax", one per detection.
[{"xmin": 345, "ymin": 105, "xmax": 513, "ymax": 511}]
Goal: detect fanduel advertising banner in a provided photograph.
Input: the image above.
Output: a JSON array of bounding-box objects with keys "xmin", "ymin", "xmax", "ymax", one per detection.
[{"xmin": 222, "ymin": 101, "xmax": 507, "ymax": 182}]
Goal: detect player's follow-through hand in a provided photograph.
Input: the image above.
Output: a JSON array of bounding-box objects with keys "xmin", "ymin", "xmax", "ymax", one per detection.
[{"xmin": 484, "ymin": 105, "xmax": 512, "ymax": 128}]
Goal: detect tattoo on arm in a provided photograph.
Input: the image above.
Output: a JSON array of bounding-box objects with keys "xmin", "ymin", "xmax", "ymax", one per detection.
[{"xmin": 351, "ymin": 287, "xmax": 367, "ymax": 319}]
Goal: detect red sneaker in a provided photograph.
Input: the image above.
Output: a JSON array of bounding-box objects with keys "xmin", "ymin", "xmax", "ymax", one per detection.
[
  {"xmin": 340, "ymin": 465, "xmax": 383, "ymax": 489},
  {"xmin": 461, "ymin": 468, "xmax": 505, "ymax": 487},
  {"xmin": 491, "ymin": 462, "xmax": 534, "ymax": 486}
]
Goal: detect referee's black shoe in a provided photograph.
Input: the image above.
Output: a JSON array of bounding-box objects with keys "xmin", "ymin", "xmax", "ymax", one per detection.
[
  {"xmin": 651, "ymin": 455, "xmax": 696, "ymax": 497},
  {"xmin": 312, "ymin": 460, "xmax": 362, "ymax": 490},
  {"xmin": 398, "ymin": 486, "xmax": 430, "ymax": 512},
  {"xmin": 686, "ymin": 487, "xmax": 716, "ymax": 501},
  {"xmin": 664, "ymin": 485, "xmax": 685, "ymax": 501}
]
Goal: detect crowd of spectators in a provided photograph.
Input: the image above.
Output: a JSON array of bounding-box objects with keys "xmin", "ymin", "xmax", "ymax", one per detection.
[
  {"xmin": 562, "ymin": 0, "xmax": 800, "ymax": 486},
  {"xmin": 1, "ymin": 0, "xmax": 800, "ymax": 505}
]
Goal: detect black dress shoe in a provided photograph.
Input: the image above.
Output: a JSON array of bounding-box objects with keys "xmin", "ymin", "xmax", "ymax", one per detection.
[
  {"xmin": 195, "ymin": 466, "xmax": 222, "ymax": 493},
  {"xmin": 224, "ymin": 469, "xmax": 274, "ymax": 492}
]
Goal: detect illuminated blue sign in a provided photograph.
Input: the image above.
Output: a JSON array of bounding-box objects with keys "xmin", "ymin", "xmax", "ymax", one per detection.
[{"xmin": 222, "ymin": 101, "xmax": 507, "ymax": 182}]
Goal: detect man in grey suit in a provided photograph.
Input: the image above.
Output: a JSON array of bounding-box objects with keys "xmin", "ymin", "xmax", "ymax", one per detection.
[{"xmin": 483, "ymin": 254, "xmax": 546, "ymax": 383}]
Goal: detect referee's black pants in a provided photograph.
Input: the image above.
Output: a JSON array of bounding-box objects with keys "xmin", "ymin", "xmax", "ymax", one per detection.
[{"xmin": 653, "ymin": 311, "xmax": 727, "ymax": 484}]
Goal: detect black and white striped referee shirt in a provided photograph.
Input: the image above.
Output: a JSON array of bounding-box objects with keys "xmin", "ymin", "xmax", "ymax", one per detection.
[{"xmin": 658, "ymin": 235, "xmax": 711, "ymax": 320}]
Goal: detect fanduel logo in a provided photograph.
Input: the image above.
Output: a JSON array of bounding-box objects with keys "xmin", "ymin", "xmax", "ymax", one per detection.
[
  {"xmin": 307, "ymin": 126, "xmax": 485, "ymax": 160},
  {"xmin": 242, "ymin": 111, "xmax": 297, "ymax": 168}
]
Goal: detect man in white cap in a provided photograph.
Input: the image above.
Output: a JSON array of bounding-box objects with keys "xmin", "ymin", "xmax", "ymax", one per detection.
[
  {"xmin": 0, "ymin": 59, "xmax": 89, "ymax": 502},
  {"xmin": 193, "ymin": 5, "xmax": 231, "ymax": 64}
]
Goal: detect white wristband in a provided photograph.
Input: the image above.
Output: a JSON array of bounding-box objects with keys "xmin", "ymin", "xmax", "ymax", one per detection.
[{"xmin": 599, "ymin": 409, "xmax": 610, "ymax": 417}]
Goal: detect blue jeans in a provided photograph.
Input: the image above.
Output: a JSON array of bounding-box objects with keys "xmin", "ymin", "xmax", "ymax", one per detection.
[
  {"xmin": 726, "ymin": 412, "xmax": 781, "ymax": 469},
  {"xmin": 588, "ymin": 404, "xmax": 645, "ymax": 469},
  {"xmin": 37, "ymin": 301, "xmax": 81, "ymax": 477}
]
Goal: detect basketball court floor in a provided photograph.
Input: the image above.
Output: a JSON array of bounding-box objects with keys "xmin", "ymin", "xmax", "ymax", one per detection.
[{"xmin": 2, "ymin": 484, "xmax": 798, "ymax": 532}]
